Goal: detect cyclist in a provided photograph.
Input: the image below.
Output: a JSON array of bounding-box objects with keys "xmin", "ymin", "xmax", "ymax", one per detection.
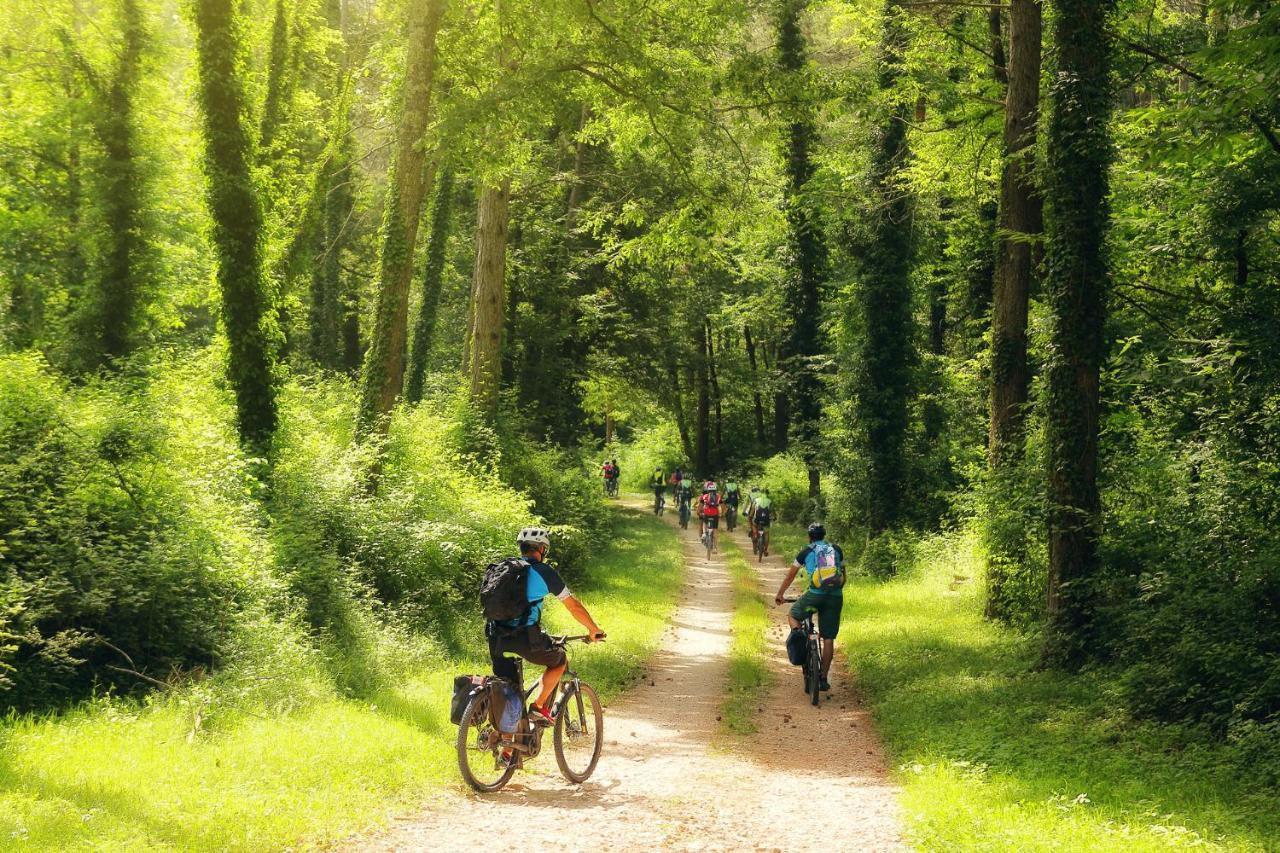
[
  {"xmin": 670, "ymin": 466, "xmax": 685, "ymax": 500},
  {"xmin": 745, "ymin": 486, "xmax": 761, "ymax": 539},
  {"xmin": 676, "ymin": 476, "xmax": 694, "ymax": 524},
  {"xmin": 610, "ymin": 459, "xmax": 620, "ymax": 490},
  {"xmin": 649, "ymin": 467, "xmax": 666, "ymax": 513},
  {"xmin": 601, "ymin": 460, "xmax": 616, "ymax": 494},
  {"xmin": 488, "ymin": 528, "xmax": 605, "ymax": 727},
  {"xmin": 773, "ymin": 523, "xmax": 844, "ymax": 692},
  {"xmin": 698, "ymin": 480, "xmax": 721, "ymax": 544},
  {"xmin": 751, "ymin": 489, "xmax": 773, "ymax": 552},
  {"xmin": 724, "ymin": 479, "xmax": 740, "ymax": 527}
]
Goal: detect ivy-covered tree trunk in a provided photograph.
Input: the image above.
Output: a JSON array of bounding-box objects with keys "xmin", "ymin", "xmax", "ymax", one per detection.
[
  {"xmin": 466, "ymin": 181, "xmax": 510, "ymax": 414},
  {"xmin": 405, "ymin": 168, "xmax": 454, "ymax": 404},
  {"xmin": 308, "ymin": 114, "xmax": 355, "ymax": 370},
  {"xmin": 63, "ymin": 0, "xmax": 147, "ymax": 367},
  {"xmin": 855, "ymin": 0, "xmax": 915, "ymax": 535},
  {"xmin": 667, "ymin": 355, "xmax": 695, "ymax": 462},
  {"xmin": 192, "ymin": 0, "xmax": 279, "ymax": 451},
  {"xmin": 258, "ymin": 0, "xmax": 289, "ymax": 162},
  {"xmin": 1042, "ymin": 0, "xmax": 1115, "ymax": 667},
  {"xmin": 775, "ymin": 0, "xmax": 826, "ymax": 496},
  {"xmin": 985, "ymin": 0, "xmax": 1043, "ymax": 620},
  {"xmin": 356, "ymin": 0, "xmax": 447, "ymax": 436}
]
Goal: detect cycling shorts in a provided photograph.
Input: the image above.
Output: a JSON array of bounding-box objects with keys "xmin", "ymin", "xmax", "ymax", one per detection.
[
  {"xmin": 789, "ymin": 590, "xmax": 843, "ymax": 639},
  {"xmin": 488, "ymin": 624, "xmax": 566, "ymax": 681}
]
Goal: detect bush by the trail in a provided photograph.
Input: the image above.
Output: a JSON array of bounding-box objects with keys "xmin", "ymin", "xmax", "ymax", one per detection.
[
  {"xmin": 615, "ymin": 422, "xmax": 686, "ymax": 491},
  {"xmin": 0, "ymin": 352, "xmax": 281, "ymax": 710},
  {"xmin": 0, "ymin": 350, "xmax": 610, "ymax": 713}
]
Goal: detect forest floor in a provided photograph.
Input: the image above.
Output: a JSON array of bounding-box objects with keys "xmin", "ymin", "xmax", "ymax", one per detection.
[{"xmin": 350, "ymin": 500, "xmax": 903, "ymax": 852}]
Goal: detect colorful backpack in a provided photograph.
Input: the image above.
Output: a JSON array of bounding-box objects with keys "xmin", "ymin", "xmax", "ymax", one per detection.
[{"xmin": 808, "ymin": 541, "xmax": 841, "ymax": 589}]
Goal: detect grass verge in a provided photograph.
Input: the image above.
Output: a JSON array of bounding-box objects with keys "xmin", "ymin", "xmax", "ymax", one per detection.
[
  {"xmin": 720, "ymin": 536, "xmax": 772, "ymax": 734},
  {"xmin": 0, "ymin": 506, "xmax": 682, "ymax": 851},
  {"xmin": 842, "ymin": 531, "xmax": 1280, "ymax": 852}
]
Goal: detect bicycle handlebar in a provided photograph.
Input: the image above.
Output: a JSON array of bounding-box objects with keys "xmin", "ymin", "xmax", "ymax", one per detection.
[{"xmin": 551, "ymin": 633, "xmax": 607, "ymax": 645}]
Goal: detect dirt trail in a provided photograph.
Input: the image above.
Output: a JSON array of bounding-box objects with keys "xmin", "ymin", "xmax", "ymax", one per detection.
[{"xmin": 350, "ymin": 502, "xmax": 903, "ymax": 852}]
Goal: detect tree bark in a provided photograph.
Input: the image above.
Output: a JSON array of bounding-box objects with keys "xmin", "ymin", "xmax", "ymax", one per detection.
[
  {"xmin": 695, "ymin": 320, "xmax": 711, "ymax": 475},
  {"xmin": 466, "ymin": 181, "xmax": 511, "ymax": 414},
  {"xmin": 707, "ymin": 319, "xmax": 723, "ymax": 465},
  {"xmin": 405, "ymin": 168, "xmax": 454, "ymax": 403},
  {"xmin": 856, "ymin": 0, "xmax": 915, "ymax": 534},
  {"xmin": 985, "ymin": 0, "xmax": 1043, "ymax": 620},
  {"xmin": 356, "ymin": 0, "xmax": 447, "ymax": 436},
  {"xmin": 667, "ymin": 355, "xmax": 695, "ymax": 461},
  {"xmin": 744, "ymin": 324, "xmax": 768, "ymax": 448},
  {"xmin": 775, "ymin": 0, "xmax": 826, "ymax": 491},
  {"xmin": 1042, "ymin": 0, "xmax": 1114, "ymax": 668},
  {"xmin": 192, "ymin": 0, "xmax": 279, "ymax": 450}
]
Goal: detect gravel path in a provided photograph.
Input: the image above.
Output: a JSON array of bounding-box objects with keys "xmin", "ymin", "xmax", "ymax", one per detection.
[{"xmin": 349, "ymin": 503, "xmax": 903, "ymax": 852}]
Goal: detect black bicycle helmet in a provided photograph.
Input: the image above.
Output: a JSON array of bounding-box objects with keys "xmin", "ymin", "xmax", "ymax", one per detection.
[{"xmin": 807, "ymin": 523, "xmax": 826, "ymax": 541}]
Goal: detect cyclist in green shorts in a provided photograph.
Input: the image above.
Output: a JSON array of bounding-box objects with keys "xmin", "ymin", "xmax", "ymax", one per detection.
[{"xmin": 773, "ymin": 523, "xmax": 845, "ymax": 692}]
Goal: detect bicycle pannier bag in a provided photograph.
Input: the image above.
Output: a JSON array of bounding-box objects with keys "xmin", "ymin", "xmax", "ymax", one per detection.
[
  {"xmin": 451, "ymin": 674, "xmax": 485, "ymax": 724},
  {"xmin": 786, "ymin": 628, "xmax": 807, "ymax": 666},
  {"xmin": 480, "ymin": 558, "xmax": 530, "ymax": 622}
]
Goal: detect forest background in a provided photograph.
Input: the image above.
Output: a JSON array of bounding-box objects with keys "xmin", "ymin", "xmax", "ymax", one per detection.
[{"xmin": 1, "ymin": 0, "xmax": 1279, "ymax": 846}]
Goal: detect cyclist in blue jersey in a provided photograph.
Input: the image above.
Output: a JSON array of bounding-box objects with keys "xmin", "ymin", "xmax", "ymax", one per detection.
[{"xmin": 488, "ymin": 528, "xmax": 605, "ymax": 726}]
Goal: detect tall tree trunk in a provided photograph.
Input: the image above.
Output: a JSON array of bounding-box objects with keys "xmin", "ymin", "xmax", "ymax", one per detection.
[
  {"xmin": 985, "ymin": 0, "xmax": 1044, "ymax": 619},
  {"xmin": 989, "ymin": 8, "xmax": 1008, "ymax": 85},
  {"xmin": 61, "ymin": 0, "xmax": 147, "ymax": 367},
  {"xmin": 695, "ymin": 320, "xmax": 711, "ymax": 475},
  {"xmin": 405, "ymin": 168, "xmax": 454, "ymax": 403},
  {"xmin": 744, "ymin": 324, "xmax": 768, "ymax": 448},
  {"xmin": 1042, "ymin": 0, "xmax": 1114, "ymax": 667},
  {"xmin": 775, "ymin": 0, "xmax": 826, "ymax": 495},
  {"xmin": 666, "ymin": 355, "xmax": 695, "ymax": 461},
  {"xmin": 309, "ymin": 105, "xmax": 355, "ymax": 370},
  {"xmin": 193, "ymin": 0, "xmax": 279, "ymax": 450},
  {"xmin": 707, "ymin": 319, "xmax": 723, "ymax": 466},
  {"xmin": 855, "ymin": 0, "xmax": 915, "ymax": 535},
  {"xmin": 356, "ymin": 0, "xmax": 447, "ymax": 436},
  {"xmin": 258, "ymin": 0, "xmax": 289, "ymax": 162},
  {"xmin": 466, "ymin": 181, "xmax": 510, "ymax": 414}
]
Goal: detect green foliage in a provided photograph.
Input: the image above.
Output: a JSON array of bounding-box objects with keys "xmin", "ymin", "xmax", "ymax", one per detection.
[{"xmin": 842, "ymin": 530, "xmax": 1280, "ymax": 850}]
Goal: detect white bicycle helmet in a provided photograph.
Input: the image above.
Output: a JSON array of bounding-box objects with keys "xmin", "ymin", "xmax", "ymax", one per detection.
[{"xmin": 516, "ymin": 527, "xmax": 551, "ymax": 549}]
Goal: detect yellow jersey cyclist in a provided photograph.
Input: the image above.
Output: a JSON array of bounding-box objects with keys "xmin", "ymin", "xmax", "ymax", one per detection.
[
  {"xmin": 773, "ymin": 523, "xmax": 845, "ymax": 692},
  {"xmin": 750, "ymin": 489, "xmax": 773, "ymax": 547}
]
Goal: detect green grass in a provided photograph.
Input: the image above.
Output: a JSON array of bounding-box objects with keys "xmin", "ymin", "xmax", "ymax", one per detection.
[
  {"xmin": 0, "ymin": 506, "xmax": 682, "ymax": 851},
  {"xmin": 842, "ymin": 531, "xmax": 1280, "ymax": 852},
  {"xmin": 720, "ymin": 536, "xmax": 772, "ymax": 734}
]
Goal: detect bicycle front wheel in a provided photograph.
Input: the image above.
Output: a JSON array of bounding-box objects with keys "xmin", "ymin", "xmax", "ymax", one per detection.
[
  {"xmin": 554, "ymin": 681, "xmax": 603, "ymax": 783},
  {"xmin": 456, "ymin": 692, "xmax": 518, "ymax": 793}
]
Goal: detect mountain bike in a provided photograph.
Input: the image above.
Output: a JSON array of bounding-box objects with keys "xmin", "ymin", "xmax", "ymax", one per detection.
[
  {"xmin": 455, "ymin": 635, "xmax": 605, "ymax": 793},
  {"xmin": 781, "ymin": 599, "xmax": 821, "ymax": 706},
  {"xmin": 725, "ymin": 502, "xmax": 737, "ymax": 532},
  {"xmin": 678, "ymin": 495, "xmax": 691, "ymax": 529},
  {"xmin": 605, "ymin": 477, "xmax": 618, "ymax": 498},
  {"xmin": 701, "ymin": 518, "xmax": 717, "ymax": 560},
  {"xmin": 754, "ymin": 524, "xmax": 770, "ymax": 562},
  {"xmin": 653, "ymin": 489, "xmax": 665, "ymax": 515}
]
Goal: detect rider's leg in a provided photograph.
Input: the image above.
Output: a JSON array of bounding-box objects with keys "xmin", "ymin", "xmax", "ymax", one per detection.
[
  {"xmin": 820, "ymin": 638, "xmax": 834, "ymax": 677},
  {"xmin": 534, "ymin": 660, "xmax": 567, "ymax": 709}
]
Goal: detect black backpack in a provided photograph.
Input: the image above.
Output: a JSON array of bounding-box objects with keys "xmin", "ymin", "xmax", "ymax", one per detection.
[{"xmin": 480, "ymin": 557, "xmax": 531, "ymax": 623}]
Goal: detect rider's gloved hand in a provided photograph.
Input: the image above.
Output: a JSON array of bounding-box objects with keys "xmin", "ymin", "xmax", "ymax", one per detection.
[
  {"xmin": 588, "ymin": 630, "xmax": 606, "ymax": 643},
  {"xmin": 774, "ymin": 594, "xmax": 785, "ymax": 606}
]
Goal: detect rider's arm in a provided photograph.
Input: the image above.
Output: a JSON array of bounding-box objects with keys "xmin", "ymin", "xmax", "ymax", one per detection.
[
  {"xmin": 562, "ymin": 595, "xmax": 604, "ymax": 641},
  {"xmin": 774, "ymin": 564, "xmax": 801, "ymax": 605}
]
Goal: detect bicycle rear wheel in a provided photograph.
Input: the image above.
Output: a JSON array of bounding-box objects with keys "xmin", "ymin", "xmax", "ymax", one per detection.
[
  {"xmin": 705, "ymin": 528, "xmax": 714, "ymax": 560},
  {"xmin": 554, "ymin": 682, "xmax": 603, "ymax": 783},
  {"xmin": 456, "ymin": 692, "xmax": 518, "ymax": 793},
  {"xmin": 807, "ymin": 640, "xmax": 821, "ymax": 706}
]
